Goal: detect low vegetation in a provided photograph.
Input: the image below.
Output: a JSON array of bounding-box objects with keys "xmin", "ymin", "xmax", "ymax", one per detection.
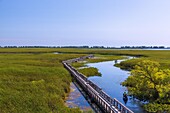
[
  {"xmin": 86, "ymin": 54, "xmax": 124, "ymax": 63},
  {"xmin": 1, "ymin": 48, "xmax": 170, "ymax": 69},
  {"xmin": 0, "ymin": 52, "xmax": 84, "ymax": 113},
  {"xmin": 71, "ymin": 62, "xmax": 86, "ymax": 68},
  {"xmin": 114, "ymin": 58, "xmax": 145, "ymax": 70},
  {"xmin": 77, "ymin": 67, "xmax": 101, "ymax": 77}
]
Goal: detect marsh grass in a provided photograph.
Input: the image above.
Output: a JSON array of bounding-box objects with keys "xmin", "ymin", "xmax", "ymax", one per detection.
[
  {"xmin": 86, "ymin": 54, "xmax": 125, "ymax": 63},
  {"xmin": 0, "ymin": 48, "xmax": 169, "ymax": 113},
  {"xmin": 1, "ymin": 48, "xmax": 170, "ymax": 68},
  {"xmin": 71, "ymin": 62, "xmax": 86, "ymax": 68},
  {"xmin": 0, "ymin": 52, "xmax": 84, "ymax": 113},
  {"xmin": 78, "ymin": 67, "xmax": 101, "ymax": 77}
]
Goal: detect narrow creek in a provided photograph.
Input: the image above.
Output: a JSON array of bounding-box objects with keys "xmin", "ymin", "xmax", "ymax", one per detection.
[{"xmin": 66, "ymin": 57, "xmax": 145, "ymax": 113}]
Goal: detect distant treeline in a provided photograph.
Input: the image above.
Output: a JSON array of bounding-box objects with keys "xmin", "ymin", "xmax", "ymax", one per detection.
[
  {"xmin": 120, "ymin": 46, "xmax": 170, "ymax": 49},
  {"xmin": 0, "ymin": 46, "xmax": 111, "ymax": 48},
  {"xmin": 0, "ymin": 46, "xmax": 170, "ymax": 49}
]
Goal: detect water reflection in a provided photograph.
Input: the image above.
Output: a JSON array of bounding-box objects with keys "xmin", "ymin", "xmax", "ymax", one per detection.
[{"xmin": 87, "ymin": 59, "xmax": 145, "ymax": 113}]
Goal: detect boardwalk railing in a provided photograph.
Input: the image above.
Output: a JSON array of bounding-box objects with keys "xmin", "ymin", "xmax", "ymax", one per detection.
[{"xmin": 62, "ymin": 55, "xmax": 134, "ymax": 113}]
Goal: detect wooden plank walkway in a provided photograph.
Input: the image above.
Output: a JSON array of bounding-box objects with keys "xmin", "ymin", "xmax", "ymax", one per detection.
[{"xmin": 63, "ymin": 55, "xmax": 134, "ymax": 113}]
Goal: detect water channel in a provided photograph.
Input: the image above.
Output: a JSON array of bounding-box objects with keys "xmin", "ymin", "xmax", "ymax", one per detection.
[{"xmin": 66, "ymin": 57, "xmax": 145, "ymax": 113}]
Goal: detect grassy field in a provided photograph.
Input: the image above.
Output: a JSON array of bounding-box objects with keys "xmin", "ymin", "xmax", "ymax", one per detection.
[
  {"xmin": 0, "ymin": 51, "xmax": 86, "ymax": 113},
  {"xmin": 1, "ymin": 48, "xmax": 169, "ymax": 69},
  {"xmin": 0, "ymin": 48, "xmax": 169, "ymax": 113}
]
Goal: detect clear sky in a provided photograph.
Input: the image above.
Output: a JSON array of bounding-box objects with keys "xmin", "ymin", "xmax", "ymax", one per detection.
[{"xmin": 0, "ymin": 0, "xmax": 170, "ymax": 47}]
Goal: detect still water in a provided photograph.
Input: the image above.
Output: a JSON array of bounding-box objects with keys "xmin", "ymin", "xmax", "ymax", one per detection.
[
  {"xmin": 66, "ymin": 83, "xmax": 93, "ymax": 111},
  {"xmin": 66, "ymin": 58, "xmax": 145, "ymax": 113}
]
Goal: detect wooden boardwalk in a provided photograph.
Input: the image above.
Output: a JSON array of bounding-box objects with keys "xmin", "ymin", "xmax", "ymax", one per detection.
[{"xmin": 63, "ymin": 55, "xmax": 134, "ymax": 113}]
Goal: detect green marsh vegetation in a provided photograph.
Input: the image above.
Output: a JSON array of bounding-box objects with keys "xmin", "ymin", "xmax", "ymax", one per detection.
[
  {"xmin": 0, "ymin": 48, "xmax": 169, "ymax": 112},
  {"xmin": 1, "ymin": 48, "xmax": 170, "ymax": 68},
  {"xmin": 77, "ymin": 67, "xmax": 101, "ymax": 77},
  {"xmin": 86, "ymin": 54, "xmax": 124, "ymax": 63},
  {"xmin": 0, "ymin": 50, "xmax": 85, "ymax": 113}
]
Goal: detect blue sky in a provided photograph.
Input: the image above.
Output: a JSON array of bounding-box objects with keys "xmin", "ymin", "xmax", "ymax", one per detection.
[{"xmin": 0, "ymin": 0, "xmax": 170, "ymax": 46}]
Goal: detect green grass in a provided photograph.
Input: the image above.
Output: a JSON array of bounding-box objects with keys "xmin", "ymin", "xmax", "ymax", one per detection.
[
  {"xmin": 86, "ymin": 54, "xmax": 125, "ymax": 63},
  {"xmin": 1, "ymin": 48, "xmax": 170, "ymax": 68},
  {"xmin": 71, "ymin": 62, "xmax": 86, "ymax": 68},
  {"xmin": 78, "ymin": 67, "xmax": 101, "ymax": 77},
  {"xmin": 115, "ymin": 50, "xmax": 170, "ymax": 70},
  {"xmin": 0, "ymin": 52, "xmax": 84, "ymax": 113},
  {"xmin": 114, "ymin": 58, "xmax": 145, "ymax": 70}
]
